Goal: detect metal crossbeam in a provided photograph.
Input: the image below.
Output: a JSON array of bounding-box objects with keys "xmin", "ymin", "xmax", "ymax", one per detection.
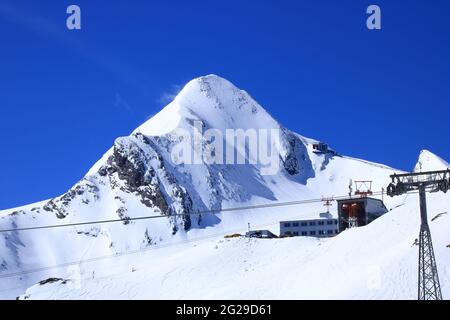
[{"xmin": 388, "ymin": 169, "xmax": 450, "ymax": 195}]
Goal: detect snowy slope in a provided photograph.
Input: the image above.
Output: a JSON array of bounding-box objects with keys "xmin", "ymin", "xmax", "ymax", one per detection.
[
  {"xmin": 0, "ymin": 75, "xmax": 448, "ymax": 299},
  {"xmin": 414, "ymin": 149, "xmax": 450, "ymax": 172},
  {"xmin": 18, "ymin": 190, "xmax": 450, "ymax": 300}
]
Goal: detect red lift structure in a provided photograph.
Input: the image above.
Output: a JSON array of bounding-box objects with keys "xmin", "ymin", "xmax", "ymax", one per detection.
[{"xmin": 354, "ymin": 180, "xmax": 373, "ymax": 197}]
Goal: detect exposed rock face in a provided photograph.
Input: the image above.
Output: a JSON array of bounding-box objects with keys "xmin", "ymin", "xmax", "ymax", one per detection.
[
  {"xmin": 281, "ymin": 132, "xmax": 302, "ymax": 175},
  {"xmin": 43, "ymin": 179, "xmax": 100, "ymax": 219},
  {"xmin": 279, "ymin": 129, "xmax": 315, "ymax": 182},
  {"xmin": 36, "ymin": 132, "xmax": 194, "ymax": 234},
  {"xmin": 99, "ymin": 134, "xmax": 193, "ymax": 232},
  {"xmin": 102, "ymin": 137, "xmax": 169, "ymax": 212}
]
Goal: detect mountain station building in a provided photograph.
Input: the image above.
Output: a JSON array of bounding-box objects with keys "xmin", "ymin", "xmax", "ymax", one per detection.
[
  {"xmin": 280, "ymin": 218, "xmax": 339, "ymax": 237},
  {"xmin": 279, "ymin": 197, "xmax": 388, "ymax": 238}
]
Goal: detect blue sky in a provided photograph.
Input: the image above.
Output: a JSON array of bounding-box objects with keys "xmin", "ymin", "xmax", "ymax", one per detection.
[{"xmin": 0, "ymin": 0, "xmax": 449, "ymax": 209}]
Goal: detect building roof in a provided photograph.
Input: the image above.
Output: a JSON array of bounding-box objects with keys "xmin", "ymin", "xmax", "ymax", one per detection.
[
  {"xmin": 280, "ymin": 217, "xmax": 337, "ymax": 223},
  {"xmin": 337, "ymin": 196, "xmax": 383, "ymax": 204},
  {"xmin": 337, "ymin": 197, "xmax": 387, "ymax": 212}
]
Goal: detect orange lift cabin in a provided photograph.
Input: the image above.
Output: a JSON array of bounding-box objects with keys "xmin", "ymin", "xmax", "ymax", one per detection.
[{"xmin": 337, "ymin": 197, "xmax": 388, "ymax": 232}]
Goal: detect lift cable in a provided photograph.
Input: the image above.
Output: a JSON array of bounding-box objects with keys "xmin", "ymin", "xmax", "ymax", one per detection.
[
  {"xmin": 0, "ymin": 189, "xmax": 423, "ymax": 281},
  {"xmin": 0, "ymin": 213, "xmax": 310, "ymax": 281},
  {"xmin": 0, "ymin": 190, "xmax": 386, "ymax": 234}
]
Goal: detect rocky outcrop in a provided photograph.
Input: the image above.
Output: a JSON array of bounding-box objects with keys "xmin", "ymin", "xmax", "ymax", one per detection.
[
  {"xmin": 98, "ymin": 135, "xmax": 194, "ymax": 232},
  {"xmin": 279, "ymin": 130, "xmax": 314, "ymax": 182},
  {"xmin": 42, "ymin": 179, "xmax": 100, "ymax": 219}
]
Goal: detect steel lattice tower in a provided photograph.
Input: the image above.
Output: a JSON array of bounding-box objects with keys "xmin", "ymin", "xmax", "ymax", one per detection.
[
  {"xmin": 417, "ymin": 186, "xmax": 442, "ymax": 300},
  {"xmin": 387, "ymin": 170, "xmax": 449, "ymax": 300}
]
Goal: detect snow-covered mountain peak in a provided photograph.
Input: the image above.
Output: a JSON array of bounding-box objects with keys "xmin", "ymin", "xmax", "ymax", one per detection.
[
  {"xmin": 178, "ymin": 74, "xmax": 238, "ymax": 99},
  {"xmin": 176, "ymin": 74, "xmax": 254, "ymax": 112},
  {"xmin": 413, "ymin": 149, "xmax": 450, "ymax": 172},
  {"xmin": 134, "ymin": 75, "xmax": 280, "ymax": 136}
]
